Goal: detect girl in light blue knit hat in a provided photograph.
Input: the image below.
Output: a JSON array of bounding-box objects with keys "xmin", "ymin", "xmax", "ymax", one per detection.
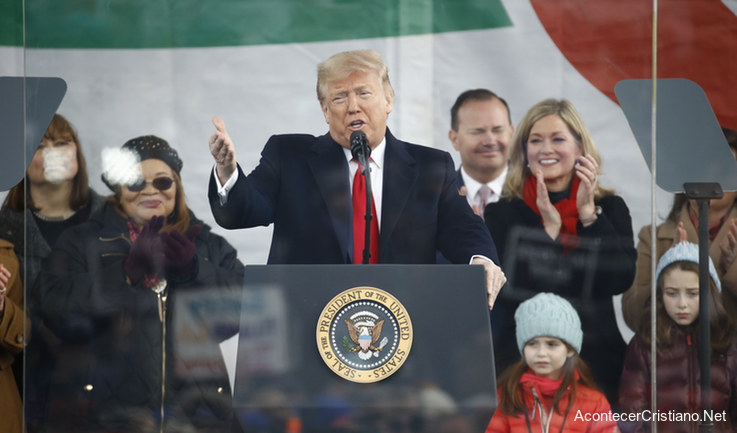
[
  {"xmin": 487, "ymin": 293, "xmax": 619, "ymax": 432},
  {"xmin": 618, "ymin": 242, "xmax": 737, "ymax": 432}
]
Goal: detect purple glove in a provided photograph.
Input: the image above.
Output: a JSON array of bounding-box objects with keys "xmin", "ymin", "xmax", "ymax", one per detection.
[
  {"xmin": 160, "ymin": 224, "xmax": 202, "ymax": 281},
  {"xmin": 123, "ymin": 216, "xmax": 165, "ymax": 285}
]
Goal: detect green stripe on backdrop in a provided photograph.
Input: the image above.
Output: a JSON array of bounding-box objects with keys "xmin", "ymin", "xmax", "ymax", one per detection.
[
  {"xmin": 2, "ymin": 0, "xmax": 512, "ymax": 48},
  {"xmin": 0, "ymin": 0, "xmax": 23, "ymax": 47}
]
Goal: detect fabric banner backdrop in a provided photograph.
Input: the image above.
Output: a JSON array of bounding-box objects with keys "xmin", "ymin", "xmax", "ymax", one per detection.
[{"xmin": 1, "ymin": 0, "xmax": 736, "ymax": 309}]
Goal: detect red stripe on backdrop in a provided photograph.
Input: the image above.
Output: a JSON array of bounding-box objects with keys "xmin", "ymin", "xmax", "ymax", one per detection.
[{"xmin": 531, "ymin": 0, "xmax": 737, "ymax": 129}]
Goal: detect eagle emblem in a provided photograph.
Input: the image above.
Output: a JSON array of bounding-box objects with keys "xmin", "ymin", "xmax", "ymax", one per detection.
[
  {"xmin": 317, "ymin": 287, "xmax": 413, "ymax": 383},
  {"xmin": 344, "ymin": 311, "xmax": 389, "ymax": 360}
]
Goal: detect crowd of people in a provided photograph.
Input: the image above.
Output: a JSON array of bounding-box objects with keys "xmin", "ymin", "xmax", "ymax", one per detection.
[{"xmin": 1, "ymin": 49, "xmax": 737, "ymax": 432}]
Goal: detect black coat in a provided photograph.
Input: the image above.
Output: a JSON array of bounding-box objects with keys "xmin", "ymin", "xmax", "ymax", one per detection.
[
  {"xmin": 208, "ymin": 129, "xmax": 498, "ymax": 265},
  {"xmin": 31, "ymin": 202, "xmax": 244, "ymax": 432},
  {"xmin": 619, "ymin": 331, "xmax": 737, "ymax": 432},
  {"xmin": 484, "ymin": 194, "xmax": 636, "ymax": 405},
  {"xmin": 0, "ymin": 189, "xmax": 105, "ymax": 288}
]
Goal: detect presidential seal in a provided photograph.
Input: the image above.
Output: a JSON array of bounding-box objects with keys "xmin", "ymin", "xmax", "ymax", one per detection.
[{"xmin": 316, "ymin": 287, "xmax": 413, "ymax": 383}]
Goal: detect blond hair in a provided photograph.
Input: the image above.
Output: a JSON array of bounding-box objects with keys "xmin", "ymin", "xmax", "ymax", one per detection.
[
  {"xmin": 503, "ymin": 99, "xmax": 614, "ymax": 199},
  {"xmin": 316, "ymin": 49, "xmax": 394, "ymax": 104}
]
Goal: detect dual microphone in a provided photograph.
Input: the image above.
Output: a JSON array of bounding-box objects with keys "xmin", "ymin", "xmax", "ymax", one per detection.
[{"xmin": 350, "ymin": 130, "xmax": 371, "ymax": 166}]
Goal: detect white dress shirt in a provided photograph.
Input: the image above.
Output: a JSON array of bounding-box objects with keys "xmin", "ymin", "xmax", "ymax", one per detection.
[
  {"xmin": 460, "ymin": 165, "xmax": 507, "ymax": 209},
  {"xmin": 343, "ymin": 138, "xmax": 385, "ymax": 228}
]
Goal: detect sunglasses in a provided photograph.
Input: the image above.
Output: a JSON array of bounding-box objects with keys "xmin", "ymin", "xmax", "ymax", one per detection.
[{"xmin": 126, "ymin": 177, "xmax": 175, "ymax": 192}]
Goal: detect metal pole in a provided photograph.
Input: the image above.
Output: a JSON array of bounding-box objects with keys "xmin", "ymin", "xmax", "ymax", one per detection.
[
  {"xmin": 649, "ymin": 0, "xmax": 659, "ymax": 430},
  {"xmin": 684, "ymin": 183, "xmax": 722, "ymax": 433},
  {"xmin": 698, "ymin": 198, "xmax": 713, "ymax": 433}
]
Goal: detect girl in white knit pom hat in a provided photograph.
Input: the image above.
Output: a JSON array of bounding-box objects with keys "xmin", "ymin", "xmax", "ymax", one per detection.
[
  {"xmin": 618, "ymin": 242, "xmax": 737, "ymax": 432},
  {"xmin": 487, "ymin": 292, "xmax": 619, "ymax": 432}
]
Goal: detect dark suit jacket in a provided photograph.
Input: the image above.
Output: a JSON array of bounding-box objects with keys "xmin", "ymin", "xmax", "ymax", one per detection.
[
  {"xmin": 436, "ymin": 169, "xmax": 467, "ymax": 264},
  {"xmin": 208, "ymin": 129, "xmax": 498, "ymax": 265},
  {"xmin": 454, "ymin": 168, "xmax": 465, "ymax": 190}
]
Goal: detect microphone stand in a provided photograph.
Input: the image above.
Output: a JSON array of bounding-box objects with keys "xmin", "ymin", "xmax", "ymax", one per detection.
[
  {"xmin": 360, "ymin": 152, "xmax": 373, "ymax": 265},
  {"xmin": 685, "ymin": 182, "xmax": 723, "ymax": 433},
  {"xmin": 350, "ymin": 130, "xmax": 374, "ymax": 265}
]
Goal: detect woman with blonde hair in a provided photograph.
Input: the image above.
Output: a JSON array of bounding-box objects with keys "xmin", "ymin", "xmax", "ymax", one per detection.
[{"xmin": 484, "ymin": 99, "xmax": 636, "ymax": 405}]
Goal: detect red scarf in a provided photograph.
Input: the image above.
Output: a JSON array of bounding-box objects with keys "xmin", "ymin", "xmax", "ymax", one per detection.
[
  {"xmin": 523, "ymin": 175, "xmax": 581, "ymax": 255},
  {"xmin": 520, "ymin": 368, "xmax": 580, "ymax": 397}
]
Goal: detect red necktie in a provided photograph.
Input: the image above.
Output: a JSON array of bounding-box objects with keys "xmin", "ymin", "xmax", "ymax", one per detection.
[{"xmin": 353, "ymin": 160, "xmax": 380, "ymax": 264}]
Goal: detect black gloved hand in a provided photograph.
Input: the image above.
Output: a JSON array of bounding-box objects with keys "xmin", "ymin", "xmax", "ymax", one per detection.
[
  {"xmin": 123, "ymin": 215, "xmax": 165, "ymax": 285},
  {"xmin": 160, "ymin": 224, "xmax": 202, "ymax": 282}
]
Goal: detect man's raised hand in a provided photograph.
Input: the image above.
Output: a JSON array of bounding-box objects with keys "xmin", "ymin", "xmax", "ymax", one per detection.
[{"xmin": 209, "ymin": 116, "xmax": 237, "ymax": 185}]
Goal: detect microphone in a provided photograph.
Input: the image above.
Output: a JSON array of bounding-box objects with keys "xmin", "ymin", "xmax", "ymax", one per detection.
[{"xmin": 350, "ymin": 130, "xmax": 371, "ymax": 166}]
